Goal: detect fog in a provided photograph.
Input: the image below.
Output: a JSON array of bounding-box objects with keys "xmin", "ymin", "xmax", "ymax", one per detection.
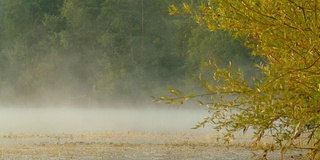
[{"xmin": 0, "ymin": 105, "xmax": 213, "ymax": 134}]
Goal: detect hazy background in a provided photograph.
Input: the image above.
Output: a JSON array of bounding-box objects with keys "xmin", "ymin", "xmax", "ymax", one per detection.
[
  {"xmin": 0, "ymin": 0, "xmax": 259, "ymax": 106},
  {"xmin": 0, "ymin": 0, "xmax": 260, "ymax": 135},
  {"xmin": 0, "ymin": 105, "xmax": 212, "ymax": 134}
]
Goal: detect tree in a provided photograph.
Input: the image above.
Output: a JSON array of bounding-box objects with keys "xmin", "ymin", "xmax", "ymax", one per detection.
[
  {"xmin": 0, "ymin": 0, "xmax": 63, "ymax": 103},
  {"xmin": 0, "ymin": 0, "xmax": 189, "ymax": 104},
  {"xmin": 0, "ymin": 0, "xmax": 261, "ymax": 106},
  {"xmin": 95, "ymin": 0, "xmax": 193, "ymax": 102},
  {"xmin": 185, "ymin": 27, "xmax": 260, "ymax": 83},
  {"xmin": 156, "ymin": 0, "xmax": 320, "ymax": 159}
]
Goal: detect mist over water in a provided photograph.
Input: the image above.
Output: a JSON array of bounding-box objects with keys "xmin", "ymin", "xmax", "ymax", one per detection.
[{"xmin": 0, "ymin": 105, "xmax": 212, "ymax": 134}]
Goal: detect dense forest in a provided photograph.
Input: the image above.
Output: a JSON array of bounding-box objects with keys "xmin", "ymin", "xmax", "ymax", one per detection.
[{"xmin": 0, "ymin": 0, "xmax": 259, "ymax": 106}]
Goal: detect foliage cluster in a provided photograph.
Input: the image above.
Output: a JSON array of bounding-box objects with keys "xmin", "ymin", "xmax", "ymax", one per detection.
[{"xmin": 157, "ymin": 0, "xmax": 320, "ymax": 159}]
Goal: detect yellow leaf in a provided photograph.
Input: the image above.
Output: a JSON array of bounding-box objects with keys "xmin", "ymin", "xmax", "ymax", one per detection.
[
  {"xmin": 183, "ymin": 3, "xmax": 191, "ymax": 14},
  {"xmin": 168, "ymin": 5, "xmax": 179, "ymax": 15}
]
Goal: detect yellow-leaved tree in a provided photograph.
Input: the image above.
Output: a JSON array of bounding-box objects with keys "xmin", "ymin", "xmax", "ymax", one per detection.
[{"xmin": 156, "ymin": 0, "xmax": 320, "ymax": 159}]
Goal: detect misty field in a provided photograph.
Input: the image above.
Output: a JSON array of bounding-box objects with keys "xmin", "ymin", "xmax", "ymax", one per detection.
[{"xmin": 0, "ymin": 107, "xmax": 305, "ymax": 159}]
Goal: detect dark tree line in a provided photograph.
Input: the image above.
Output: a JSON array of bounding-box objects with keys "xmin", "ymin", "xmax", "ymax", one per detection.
[{"xmin": 0, "ymin": 0, "xmax": 258, "ymax": 106}]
